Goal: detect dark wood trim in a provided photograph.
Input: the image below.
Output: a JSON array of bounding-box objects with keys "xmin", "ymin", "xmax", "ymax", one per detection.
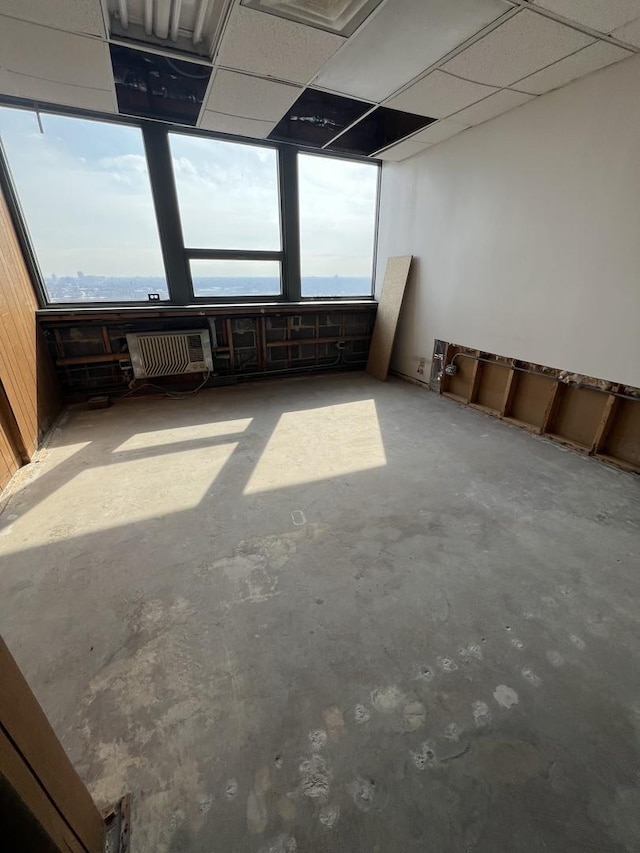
[
  {"xmin": 0, "ymin": 637, "xmax": 106, "ymax": 852},
  {"xmin": 0, "ymin": 726, "xmax": 84, "ymax": 853}
]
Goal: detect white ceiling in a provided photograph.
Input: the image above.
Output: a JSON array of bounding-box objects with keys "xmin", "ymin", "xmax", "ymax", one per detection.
[
  {"xmin": 0, "ymin": 0, "xmax": 638, "ymax": 160},
  {"xmin": 387, "ymin": 71, "xmax": 498, "ymax": 119},
  {"xmin": 312, "ymin": 0, "xmax": 509, "ymax": 102}
]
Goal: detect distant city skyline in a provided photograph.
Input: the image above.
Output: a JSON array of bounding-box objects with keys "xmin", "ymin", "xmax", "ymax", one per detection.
[{"xmin": 45, "ymin": 273, "xmax": 372, "ymax": 302}]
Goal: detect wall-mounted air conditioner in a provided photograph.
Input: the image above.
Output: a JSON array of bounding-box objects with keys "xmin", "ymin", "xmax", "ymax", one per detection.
[{"xmin": 126, "ymin": 330, "xmax": 213, "ymax": 379}]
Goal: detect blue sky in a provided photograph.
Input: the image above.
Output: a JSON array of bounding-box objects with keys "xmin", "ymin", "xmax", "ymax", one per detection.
[{"xmin": 0, "ymin": 106, "xmax": 378, "ymax": 281}]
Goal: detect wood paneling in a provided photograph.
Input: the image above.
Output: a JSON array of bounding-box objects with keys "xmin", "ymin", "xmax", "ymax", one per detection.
[
  {"xmin": 0, "ymin": 409, "xmax": 20, "ymax": 489},
  {"xmin": 0, "ymin": 187, "xmax": 61, "ymax": 489}
]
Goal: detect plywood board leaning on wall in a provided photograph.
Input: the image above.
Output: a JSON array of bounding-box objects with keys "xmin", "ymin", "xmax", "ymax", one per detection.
[{"xmin": 367, "ymin": 255, "xmax": 412, "ymax": 381}]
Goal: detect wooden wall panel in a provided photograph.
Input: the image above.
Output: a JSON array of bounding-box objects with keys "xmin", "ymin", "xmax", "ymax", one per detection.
[
  {"xmin": 603, "ymin": 400, "xmax": 640, "ymax": 468},
  {"xmin": 508, "ymin": 373, "xmax": 556, "ymax": 429},
  {"xmin": 0, "ymin": 412, "xmax": 20, "ymax": 490},
  {"xmin": 0, "ymin": 187, "xmax": 60, "ymax": 481},
  {"xmin": 475, "ymin": 362, "xmax": 509, "ymax": 412},
  {"xmin": 0, "ymin": 637, "xmax": 106, "ymax": 851},
  {"xmin": 550, "ymin": 386, "xmax": 607, "ymax": 448},
  {"xmin": 445, "ymin": 348, "xmax": 477, "ymax": 400}
]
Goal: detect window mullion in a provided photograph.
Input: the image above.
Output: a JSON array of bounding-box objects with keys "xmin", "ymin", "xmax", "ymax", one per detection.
[
  {"xmin": 279, "ymin": 147, "xmax": 301, "ymax": 303},
  {"xmin": 142, "ymin": 123, "xmax": 192, "ymax": 305}
]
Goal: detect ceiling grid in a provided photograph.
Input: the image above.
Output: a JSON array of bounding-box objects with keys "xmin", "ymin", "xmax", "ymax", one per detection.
[{"xmin": 0, "ymin": 0, "xmax": 639, "ymax": 158}]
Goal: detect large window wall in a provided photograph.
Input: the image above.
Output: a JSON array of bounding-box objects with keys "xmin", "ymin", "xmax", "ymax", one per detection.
[{"xmin": 0, "ymin": 102, "xmax": 380, "ymax": 307}]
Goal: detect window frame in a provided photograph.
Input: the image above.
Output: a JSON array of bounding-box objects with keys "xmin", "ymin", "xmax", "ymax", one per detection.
[
  {"xmin": 0, "ymin": 95, "xmax": 380, "ymax": 309},
  {"xmin": 297, "ymin": 149, "xmax": 381, "ymax": 301}
]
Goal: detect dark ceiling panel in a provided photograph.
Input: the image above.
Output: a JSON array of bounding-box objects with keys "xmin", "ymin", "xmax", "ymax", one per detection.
[
  {"xmin": 269, "ymin": 88, "xmax": 373, "ymax": 147},
  {"xmin": 327, "ymin": 106, "xmax": 436, "ymax": 156},
  {"xmin": 110, "ymin": 44, "xmax": 211, "ymax": 126}
]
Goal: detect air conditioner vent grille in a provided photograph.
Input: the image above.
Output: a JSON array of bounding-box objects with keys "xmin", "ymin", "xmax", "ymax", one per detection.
[{"xmin": 126, "ymin": 330, "xmax": 213, "ymax": 379}]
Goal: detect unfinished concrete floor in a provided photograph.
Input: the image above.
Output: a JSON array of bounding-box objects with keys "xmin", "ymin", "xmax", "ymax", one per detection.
[{"xmin": 1, "ymin": 373, "xmax": 640, "ymax": 852}]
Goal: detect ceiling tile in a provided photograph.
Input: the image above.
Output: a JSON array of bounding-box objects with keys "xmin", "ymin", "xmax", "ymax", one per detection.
[
  {"xmin": 612, "ymin": 16, "xmax": 640, "ymax": 46},
  {"xmin": 387, "ymin": 70, "xmax": 497, "ymax": 118},
  {"xmin": 199, "ymin": 110, "xmax": 275, "ymax": 138},
  {"xmin": 0, "ymin": 16, "xmax": 113, "ymax": 92},
  {"xmin": 377, "ymin": 139, "xmax": 431, "ymax": 162},
  {"xmin": 411, "ymin": 118, "xmax": 470, "ymax": 144},
  {"xmin": 269, "ymin": 88, "xmax": 372, "ymax": 147},
  {"xmin": 205, "ymin": 70, "xmax": 302, "ymax": 122},
  {"xmin": 0, "ymin": 0, "xmax": 105, "ymax": 37},
  {"xmin": 450, "ymin": 88, "xmax": 534, "ymax": 125},
  {"xmin": 0, "ymin": 70, "xmax": 115, "ymax": 112},
  {"xmin": 515, "ymin": 41, "xmax": 632, "ymax": 94},
  {"xmin": 111, "ymin": 44, "xmax": 211, "ymax": 125},
  {"xmin": 313, "ymin": 0, "xmax": 511, "ymax": 102},
  {"xmin": 442, "ymin": 9, "xmax": 593, "ymax": 87},
  {"xmin": 533, "ymin": 0, "xmax": 640, "ymax": 33},
  {"xmin": 216, "ymin": 5, "xmax": 344, "ymax": 84},
  {"xmin": 327, "ymin": 106, "xmax": 435, "ymax": 156}
]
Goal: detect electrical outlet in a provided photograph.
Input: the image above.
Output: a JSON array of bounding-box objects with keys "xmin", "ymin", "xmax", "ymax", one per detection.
[{"xmin": 417, "ymin": 358, "xmax": 426, "ymax": 374}]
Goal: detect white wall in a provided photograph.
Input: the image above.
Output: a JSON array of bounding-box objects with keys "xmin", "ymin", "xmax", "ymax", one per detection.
[{"xmin": 376, "ymin": 54, "xmax": 640, "ymax": 388}]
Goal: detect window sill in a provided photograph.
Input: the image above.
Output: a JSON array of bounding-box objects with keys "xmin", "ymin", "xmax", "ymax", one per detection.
[{"xmin": 37, "ymin": 299, "xmax": 377, "ymax": 321}]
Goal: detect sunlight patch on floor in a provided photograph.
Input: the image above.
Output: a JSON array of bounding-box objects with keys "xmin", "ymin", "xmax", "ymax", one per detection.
[
  {"xmin": 243, "ymin": 399, "xmax": 386, "ymax": 495},
  {"xmin": 0, "ymin": 442, "xmax": 239, "ymax": 552},
  {"xmin": 114, "ymin": 418, "xmax": 253, "ymax": 452}
]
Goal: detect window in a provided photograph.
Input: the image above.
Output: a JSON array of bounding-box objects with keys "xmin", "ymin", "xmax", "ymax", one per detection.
[
  {"xmin": 169, "ymin": 133, "xmax": 282, "ymax": 300},
  {"xmin": 298, "ymin": 153, "xmax": 378, "ymax": 298},
  {"xmin": 0, "ymin": 102, "xmax": 379, "ymax": 307},
  {"xmin": 169, "ymin": 134, "xmax": 280, "ymax": 251},
  {"xmin": 0, "ymin": 107, "xmax": 168, "ymax": 303},
  {"xmin": 190, "ymin": 259, "xmax": 280, "ymax": 298}
]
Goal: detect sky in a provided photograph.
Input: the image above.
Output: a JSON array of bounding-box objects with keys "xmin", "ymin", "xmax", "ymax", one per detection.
[{"xmin": 0, "ymin": 106, "xmax": 378, "ymax": 282}]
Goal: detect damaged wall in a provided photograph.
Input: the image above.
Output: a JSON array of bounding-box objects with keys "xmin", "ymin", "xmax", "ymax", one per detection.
[
  {"xmin": 39, "ymin": 306, "xmax": 376, "ymax": 399},
  {"xmin": 375, "ymin": 53, "xmax": 640, "ymax": 388}
]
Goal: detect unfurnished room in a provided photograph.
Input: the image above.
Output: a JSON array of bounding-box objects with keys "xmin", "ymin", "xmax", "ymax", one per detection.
[{"xmin": 0, "ymin": 1, "xmax": 639, "ymax": 851}]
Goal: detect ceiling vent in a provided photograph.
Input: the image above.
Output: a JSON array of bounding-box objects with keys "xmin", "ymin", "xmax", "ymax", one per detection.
[
  {"xmin": 240, "ymin": 0, "xmax": 384, "ymax": 36},
  {"xmin": 107, "ymin": 0, "xmax": 233, "ymax": 58}
]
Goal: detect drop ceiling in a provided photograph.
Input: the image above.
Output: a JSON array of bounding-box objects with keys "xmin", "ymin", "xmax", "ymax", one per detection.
[{"xmin": 0, "ymin": 0, "xmax": 638, "ymax": 160}]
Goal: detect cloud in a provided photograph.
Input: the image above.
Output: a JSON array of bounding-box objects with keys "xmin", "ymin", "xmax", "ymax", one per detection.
[{"xmin": 0, "ymin": 106, "xmax": 379, "ymax": 282}]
